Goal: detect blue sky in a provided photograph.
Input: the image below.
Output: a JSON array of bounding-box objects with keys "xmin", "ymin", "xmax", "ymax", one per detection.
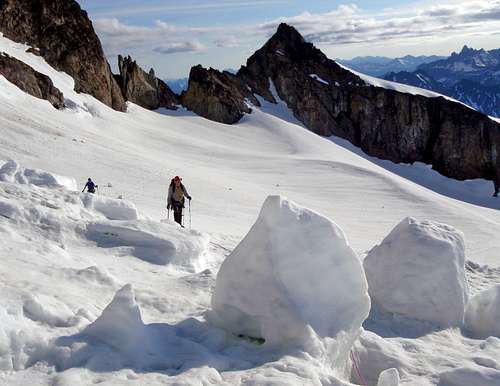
[{"xmin": 78, "ymin": 0, "xmax": 500, "ymax": 79}]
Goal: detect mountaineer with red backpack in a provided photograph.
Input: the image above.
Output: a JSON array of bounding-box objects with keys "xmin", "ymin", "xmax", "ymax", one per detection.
[{"xmin": 167, "ymin": 176, "xmax": 192, "ymax": 226}]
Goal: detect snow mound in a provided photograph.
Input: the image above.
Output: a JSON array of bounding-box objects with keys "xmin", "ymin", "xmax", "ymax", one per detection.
[
  {"xmin": 377, "ymin": 368, "xmax": 400, "ymax": 386},
  {"xmin": 465, "ymin": 284, "xmax": 500, "ymax": 339},
  {"xmin": 0, "ymin": 160, "xmax": 77, "ymax": 190},
  {"xmin": 438, "ymin": 366, "xmax": 500, "ymax": 386},
  {"xmin": 81, "ymin": 194, "xmax": 138, "ymax": 221},
  {"xmin": 364, "ymin": 217, "xmax": 469, "ymax": 327},
  {"xmin": 210, "ymin": 195, "xmax": 370, "ymax": 352},
  {"xmin": 83, "ymin": 284, "xmax": 145, "ymax": 352},
  {"xmin": 22, "ymin": 294, "xmax": 79, "ymax": 328},
  {"xmin": 86, "ymin": 219, "xmax": 211, "ymax": 271}
]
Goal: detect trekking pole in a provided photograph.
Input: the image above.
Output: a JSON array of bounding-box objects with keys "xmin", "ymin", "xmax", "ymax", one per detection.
[
  {"xmin": 189, "ymin": 200, "xmax": 192, "ymax": 229},
  {"xmin": 167, "ymin": 207, "xmax": 170, "ymax": 220}
]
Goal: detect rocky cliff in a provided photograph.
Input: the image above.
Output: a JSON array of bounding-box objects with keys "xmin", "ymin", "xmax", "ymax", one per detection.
[
  {"xmin": 116, "ymin": 55, "xmax": 178, "ymax": 110},
  {"xmin": 183, "ymin": 23, "xmax": 500, "ymax": 183},
  {"xmin": 181, "ymin": 65, "xmax": 259, "ymax": 124},
  {"xmin": 0, "ymin": 53, "xmax": 64, "ymax": 108},
  {"xmin": 0, "ymin": 0, "xmax": 126, "ymax": 111}
]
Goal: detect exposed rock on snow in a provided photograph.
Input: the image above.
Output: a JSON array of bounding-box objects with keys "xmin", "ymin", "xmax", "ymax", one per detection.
[
  {"xmin": 116, "ymin": 55, "xmax": 178, "ymax": 110},
  {"xmin": 210, "ymin": 195, "xmax": 370, "ymax": 354},
  {"xmin": 364, "ymin": 217, "xmax": 469, "ymax": 327},
  {"xmin": 0, "ymin": 53, "xmax": 64, "ymax": 108},
  {"xmin": 181, "ymin": 65, "xmax": 259, "ymax": 124},
  {"xmin": 0, "ymin": 0, "xmax": 126, "ymax": 111},
  {"xmin": 465, "ymin": 284, "xmax": 500, "ymax": 339}
]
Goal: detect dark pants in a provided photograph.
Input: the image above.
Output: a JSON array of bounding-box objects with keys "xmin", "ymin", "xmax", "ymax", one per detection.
[
  {"xmin": 172, "ymin": 201, "xmax": 183, "ymax": 225},
  {"xmin": 494, "ymin": 183, "xmax": 499, "ymax": 197}
]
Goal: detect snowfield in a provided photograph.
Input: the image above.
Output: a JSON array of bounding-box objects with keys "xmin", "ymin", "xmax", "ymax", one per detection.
[{"xmin": 1, "ymin": 33, "xmax": 500, "ymax": 385}]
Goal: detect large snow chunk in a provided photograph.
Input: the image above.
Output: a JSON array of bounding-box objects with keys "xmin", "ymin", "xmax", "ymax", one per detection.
[
  {"xmin": 377, "ymin": 368, "xmax": 400, "ymax": 386},
  {"xmin": 83, "ymin": 284, "xmax": 145, "ymax": 352},
  {"xmin": 438, "ymin": 366, "xmax": 500, "ymax": 386},
  {"xmin": 364, "ymin": 217, "xmax": 468, "ymax": 327},
  {"xmin": 210, "ymin": 195, "xmax": 370, "ymax": 349},
  {"xmin": 82, "ymin": 194, "xmax": 138, "ymax": 220},
  {"xmin": 0, "ymin": 160, "xmax": 77, "ymax": 190},
  {"xmin": 465, "ymin": 284, "xmax": 500, "ymax": 339},
  {"xmin": 86, "ymin": 219, "xmax": 211, "ymax": 272}
]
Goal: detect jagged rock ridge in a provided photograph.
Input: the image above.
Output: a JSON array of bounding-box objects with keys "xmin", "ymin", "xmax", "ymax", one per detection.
[
  {"xmin": 116, "ymin": 55, "xmax": 178, "ymax": 110},
  {"xmin": 0, "ymin": 0, "xmax": 126, "ymax": 111},
  {"xmin": 183, "ymin": 23, "xmax": 500, "ymax": 184},
  {"xmin": 0, "ymin": 52, "xmax": 64, "ymax": 109},
  {"xmin": 181, "ymin": 65, "xmax": 259, "ymax": 124}
]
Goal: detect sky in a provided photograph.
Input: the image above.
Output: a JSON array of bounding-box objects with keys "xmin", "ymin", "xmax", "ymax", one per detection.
[{"xmin": 77, "ymin": 0, "xmax": 500, "ymax": 79}]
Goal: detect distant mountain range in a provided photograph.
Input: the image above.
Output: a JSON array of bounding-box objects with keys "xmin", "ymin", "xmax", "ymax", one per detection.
[
  {"xmin": 336, "ymin": 55, "xmax": 446, "ymax": 77},
  {"xmin": 384, "ymin": 46, "xmax": 500, "ymax": 117}
]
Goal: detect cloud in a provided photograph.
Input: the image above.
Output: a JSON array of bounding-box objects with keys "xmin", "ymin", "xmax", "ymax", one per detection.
[
  {"xmin": 259, "ymin": 1, "xmax": 500, "ymax": 46},
  {"xmin": 153, "ymin": 42, "xmax": 205, "ymax": 55},
  {"xmin": 93, "ymin": 18, "xmax": 207, "ymax": 56},
  {"xmin": 89, "ymin": 0, "xmax": 287, "ymax": 18}
]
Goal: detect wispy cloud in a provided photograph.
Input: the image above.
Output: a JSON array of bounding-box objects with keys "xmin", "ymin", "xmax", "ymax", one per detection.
[
  {"xmin": 93, "ymin": 18, "xmax": 207, "ymax": 56},
  {"xmin": 153, "ymin": 41, "xmax": 206, "ymax": 55},
  {"xmin": 91, "ymin": 0, "xmax": 287, "ymax": 18},
  {"xmin": 259, "ymin": 1, "xmax": 500, "ymax": 45}
]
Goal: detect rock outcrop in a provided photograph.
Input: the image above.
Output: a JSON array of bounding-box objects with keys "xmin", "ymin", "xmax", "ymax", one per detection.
[
  {"xmin": 181, "ymin": 65, "xmax": 259, "ymax": 124},
  {"xmin": 0, "ymin": 0, "xmax": 126, "ymax": 111},
  {"xmin": 235, "ymin": 23, "xmax": 500, "ymax": 183},
  {"xmin": 116, "ymin": 55, "xmax": 178, "ymax": 110},
  {"xmin": 0, "ymin": 53, "xmax": 64, "ymax": 108}
]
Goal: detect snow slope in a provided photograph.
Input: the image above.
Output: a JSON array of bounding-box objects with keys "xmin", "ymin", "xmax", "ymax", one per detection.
[{"xmin": 1, "ymin": 33, "xmax": 500, "ymax": 385}]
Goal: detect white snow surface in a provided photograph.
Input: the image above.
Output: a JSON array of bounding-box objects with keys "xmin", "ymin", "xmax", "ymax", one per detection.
[
  {"xmin": 465, "ymin": 284, "xmax": 500, "ymax": 339},
  {"xmin": 377, "ymin": 368, "xmax": 400, "ymax": 386},
  {"xmin": 364, "ymin": 217, "xmax": 469, "ymax": 327},
  {"xmin": 210, "ymin": 195, "xmax": 370, "ymax": 355},
  {"xmin": 1, "ymin": 32, "xmax": 500, "ymax": 385}
]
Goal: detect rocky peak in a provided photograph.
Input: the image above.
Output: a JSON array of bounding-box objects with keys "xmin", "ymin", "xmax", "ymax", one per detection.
[
  {"xmin": 238, "ymin": 23, "xmax": 361, "ymax": 103},
  {"xmin": 181, "ymin": 65, "xmax": 258, "ymax": 124},
  {"xmin": 116, "ymin": 54, "xmax": 178, "ymax": 110},
  {"xmin": 0, "ymin": 0, "xmax": 126, "ymax": 111}
]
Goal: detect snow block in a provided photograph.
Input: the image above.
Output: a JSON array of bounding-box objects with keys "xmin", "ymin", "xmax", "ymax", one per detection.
[
  {"xmin": 438, "ymin": 366, "xmax": 500, "ymax": 386},
  {"xmin": 377, "ymin": 368, "xmax": 400, "ymax": 386},
  {"xmin": 210, "ymin": 195, "xmax": 370, "ymax": 350},
  {"xmin": 465, "ymin": 284, "xmax": 500, "ymax": 339},
  {"xmin": 82, "ymin": 194, "xmax": 138, "ymax": 221},
  {"xmin": 0, "ymin": 160, "xmax": 77, "ymax": 190},
  {"xmin": 83, "ymin": 284, "xmax": 145, "ymax": 352},
  {"xmin": 364, "ymin": 217, "xmax": 469, "ymax": 327}
]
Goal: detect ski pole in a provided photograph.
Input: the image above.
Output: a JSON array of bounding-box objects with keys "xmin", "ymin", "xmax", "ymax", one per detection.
[
  {"xmin": 189, "ymin": 200, "xmax": 192, "ymax": 229},
  {"xmin": 167, "ymin": 207, "xmax": 170, "ymax": 220}
]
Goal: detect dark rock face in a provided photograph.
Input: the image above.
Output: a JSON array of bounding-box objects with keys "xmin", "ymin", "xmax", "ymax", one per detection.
[
  {"xmin": 116, "ymin": 55, "xmax": 178, "ymax": 110},
  {"xmin": 0, "ymin": 0, "xmax": 126, "ymax": 111},
  {"xmin": 236, "ymin": 23, "xmax": 500, "ymax": 183},
  {"xmin": 0, "ymin": 53, "xmax": 64, "ymax": 108},
  {"xmin": 181, "ymin": 65, "xmax": 259, "ymax": 124}
]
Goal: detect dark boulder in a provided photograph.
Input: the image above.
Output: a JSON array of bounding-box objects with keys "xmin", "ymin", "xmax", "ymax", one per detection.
[
  {"xmin": 116, "ymin": 55, "xmax": 178, "ymax": 110},
  {"xmin": 0, "ymin": 0, "xmax": 126, "ymax": 111},
  {"xmin": 0, "ymin": 52, "xmax": 64, "ymax": 108}
]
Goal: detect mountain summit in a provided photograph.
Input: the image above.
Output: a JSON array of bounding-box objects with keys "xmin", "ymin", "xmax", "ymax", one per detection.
[{"xmin": 183, "ymin": 23, "xmax": 500, "ymax": 185}]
